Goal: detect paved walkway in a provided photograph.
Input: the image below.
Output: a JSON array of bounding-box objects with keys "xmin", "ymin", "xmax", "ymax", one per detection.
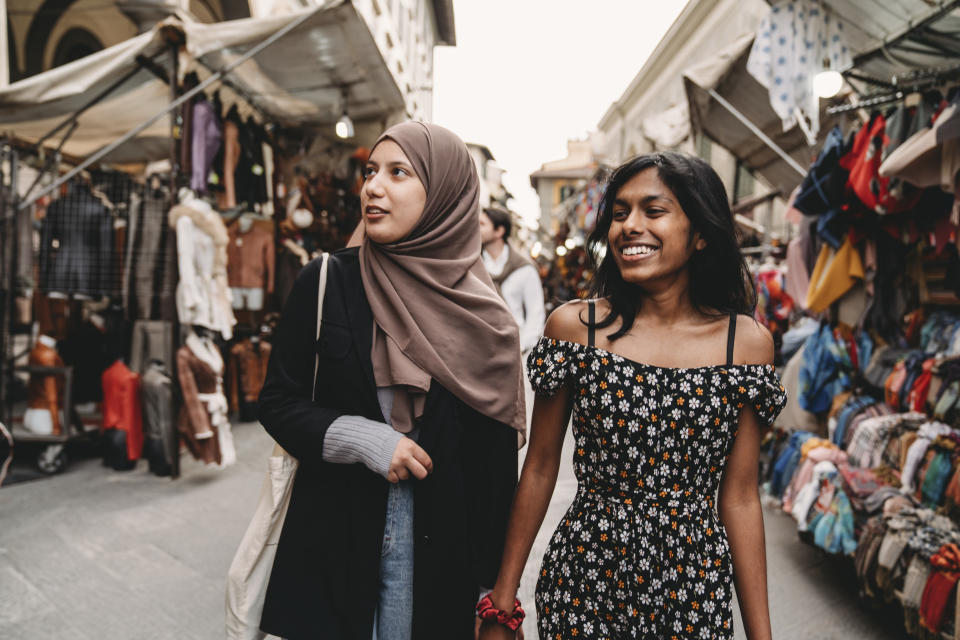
[{"xmin": 0, "ymin": 422, "xmax": 905, "ymax": 639}]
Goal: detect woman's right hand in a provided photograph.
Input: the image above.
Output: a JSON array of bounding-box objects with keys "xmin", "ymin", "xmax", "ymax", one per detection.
[{"xmin": 387, "ymin": 438, "xmax": 433, "ymax": 483}]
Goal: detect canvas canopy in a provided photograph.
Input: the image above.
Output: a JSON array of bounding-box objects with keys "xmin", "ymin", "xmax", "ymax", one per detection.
[{"xmin": 0, "ymin": 0, "xmax": 404, "ymax": 163}]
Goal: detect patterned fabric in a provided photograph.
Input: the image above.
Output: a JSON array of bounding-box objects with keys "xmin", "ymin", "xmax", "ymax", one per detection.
[
  {"xmin": 526, "ymin": 337, "xmax": 786, "ymax": 640},
  {"xmin": 746, "ymin": 0, "xmax": 852, "ymax": 139}
]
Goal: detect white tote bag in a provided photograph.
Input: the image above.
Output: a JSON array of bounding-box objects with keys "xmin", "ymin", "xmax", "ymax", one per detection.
[{"xmin": 226, "ymin": 253, "xmax": 329, "ymax": 640}]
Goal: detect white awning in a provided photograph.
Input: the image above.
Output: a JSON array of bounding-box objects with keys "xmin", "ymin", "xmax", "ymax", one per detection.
[
  {"xmin": 683, "ymin": 33, "xmax": 837, "ymax": 196},
  {"xmin": 0, "ymin": 0, "xmax": 404, "ymax": 163},
  {"xmin": 777, "ymin": 0, "xmax": 960, "ymax": 81}
]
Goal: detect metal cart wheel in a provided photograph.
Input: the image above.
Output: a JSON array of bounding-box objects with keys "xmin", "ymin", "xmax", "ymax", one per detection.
[{"xmin": 36, "ymin": 444, "xmax": 67, "ymax": 474}]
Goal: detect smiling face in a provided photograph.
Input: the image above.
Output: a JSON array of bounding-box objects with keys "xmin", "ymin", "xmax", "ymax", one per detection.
[
  {"xmin": 607, "ymin": 168, "xmax": 706, "ymax": 288},
  {"xmin": 360, "ymin": 139, "xmax": 427, "ymax": 244}
]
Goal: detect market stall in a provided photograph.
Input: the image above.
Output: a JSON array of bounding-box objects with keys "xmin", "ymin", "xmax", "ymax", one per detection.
[
  {"xmin": 695, "ymin": 1, "xmax": 960, "ymax": 636},
  {"xmin": 0, "ymin": 1, "xmax": 403, "ymax": 479}
]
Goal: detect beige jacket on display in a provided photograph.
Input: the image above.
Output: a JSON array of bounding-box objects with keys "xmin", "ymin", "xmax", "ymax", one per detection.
[{"xmin": 169, "ymin": 201, "xmax": 236, "ymax": 339}]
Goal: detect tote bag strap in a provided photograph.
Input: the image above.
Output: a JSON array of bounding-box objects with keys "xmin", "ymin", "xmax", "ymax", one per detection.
[{"xmin": 311, "ymin": 252, "xmax": 330, "ymax": 402}]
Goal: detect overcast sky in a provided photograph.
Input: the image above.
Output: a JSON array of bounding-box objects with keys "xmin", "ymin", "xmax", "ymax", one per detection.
[{"xmin": 432, "ymin": 0, "xmax": 687, "ymax": 226}]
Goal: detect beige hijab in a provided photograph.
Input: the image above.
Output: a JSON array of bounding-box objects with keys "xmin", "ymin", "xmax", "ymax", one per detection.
[{"xmin": 359, "ymin": 122, "xmax": 526, "ymax": 441}]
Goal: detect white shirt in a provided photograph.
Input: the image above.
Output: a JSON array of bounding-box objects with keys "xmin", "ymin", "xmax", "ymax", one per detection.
[{"xmin": 482, "ymin": 245, "xmax": 546, "ymax": 354}]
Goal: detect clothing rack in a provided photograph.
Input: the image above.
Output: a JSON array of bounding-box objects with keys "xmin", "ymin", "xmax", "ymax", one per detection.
[{"xmin": 830, "ymin": 64, "xmax": 960, "ymax": 114}]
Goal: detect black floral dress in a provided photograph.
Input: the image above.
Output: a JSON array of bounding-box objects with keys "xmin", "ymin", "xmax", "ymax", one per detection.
[{"xmin": 526, "ymin": 328, "xmax": 786, "ymax": 640}]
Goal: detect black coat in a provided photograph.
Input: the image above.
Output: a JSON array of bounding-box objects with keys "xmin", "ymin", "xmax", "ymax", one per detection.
[
  {"xmin": 257, "ymin": 248, "xmax": 518, "ymax": 640},
  {"xmin": 39, "ymin": 182, "xmax": 115, "ymax": 297}
]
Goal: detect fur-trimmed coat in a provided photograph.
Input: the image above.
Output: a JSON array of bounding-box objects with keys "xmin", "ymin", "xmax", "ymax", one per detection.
[{"xmin": 169, "ymin": 202, "xmax": 236, "ymax": 339}]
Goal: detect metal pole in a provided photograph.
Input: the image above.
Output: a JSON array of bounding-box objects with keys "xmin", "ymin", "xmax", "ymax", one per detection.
[
  {"xmin": 169, "ymin": 43, "xmax": 180, "ymax": 195},
  {"xmin": 707, "ymin": 88, "xmax": 808, "ymax": 177},
  {"xmin": 0, "ymin": 147, "xmax": 17, "ymax": 425},
  {"xmin": 32, "ymin": 52, "xmax": 165, "ymax": 152},
  {"xmin": 20, "ymin": 7, "xmax": 318, "ymax": 210},
  {"xmin": 167, "ymin": 41, "xmax": 182, "ymax": 480}
]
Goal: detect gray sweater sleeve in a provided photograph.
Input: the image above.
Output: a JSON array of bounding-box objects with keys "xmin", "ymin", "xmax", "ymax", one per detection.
[{"xmin": 322, "ymin": 415, "xmax": 404, "ymax": 478}]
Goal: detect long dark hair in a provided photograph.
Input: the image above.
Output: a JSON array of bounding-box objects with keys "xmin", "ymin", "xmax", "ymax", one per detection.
[{"xmin": 586, "ymin": 151, "xmax": 756, "ymax": 340}]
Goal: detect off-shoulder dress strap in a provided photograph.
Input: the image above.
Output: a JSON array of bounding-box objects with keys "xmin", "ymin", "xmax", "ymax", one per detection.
[
  {"xmin": 726, "ymin": 312, "xmax": 737, "ymax": 367},
  {"xmin": 588, "ymin": 300, "xmax": 596, "ymax": 348}
]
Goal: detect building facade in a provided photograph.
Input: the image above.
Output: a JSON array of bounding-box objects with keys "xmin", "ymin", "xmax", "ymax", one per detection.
[
  {"xmin": 3, "ymin": 0, "xmax": 453, "ymax": 124},
  {"xmin": 466, "ymin": 142, "xmax": 509, "ymax": 210},
  {"xmin": 529, "ymin": 137, "xmax": 602, "ymax": 240},
  {"xmin": 593, "ymin": 0, "xmax": 789, "ymax": 240}
]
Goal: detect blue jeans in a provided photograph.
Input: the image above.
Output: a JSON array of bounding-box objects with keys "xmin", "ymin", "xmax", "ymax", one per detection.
[{"xmin": 371, "ymin": 480, "xmax": 414, "ymax": 640}]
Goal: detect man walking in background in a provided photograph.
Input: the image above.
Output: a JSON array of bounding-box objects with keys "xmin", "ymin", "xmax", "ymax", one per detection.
[{"xmin": 480, "ymin": 206, "xmax": 546, "ymax": 423}]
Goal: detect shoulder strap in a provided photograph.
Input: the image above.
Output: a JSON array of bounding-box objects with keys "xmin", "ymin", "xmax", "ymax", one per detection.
[
  {"xmin": 588, "ymin": 300, "xmax": 596, "ymax": 348},
  {"xmin": 726, "ymin": 313, "xmax": 737, "ymax": 367},
  {"xmin": 312, "ymin": 253, "xmax": 330, "ymax": 402}
]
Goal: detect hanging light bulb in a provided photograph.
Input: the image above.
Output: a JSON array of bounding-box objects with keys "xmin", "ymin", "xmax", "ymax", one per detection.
[
  {"xmin": 335, "ymin": 87, "xmax": 355, "ymax": 139},
  {"xmin": 336, "ymin": 113, "xmax": 354, "ymax": 139},
  {"xmin": 812, "ymin": 70, "xmax": 844, "ymax": 98}
]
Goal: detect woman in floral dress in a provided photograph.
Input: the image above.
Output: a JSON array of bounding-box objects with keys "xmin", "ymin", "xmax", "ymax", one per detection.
[{"xmin": 479, "ymin": 152, "xmax": 786, "ymax": 640}]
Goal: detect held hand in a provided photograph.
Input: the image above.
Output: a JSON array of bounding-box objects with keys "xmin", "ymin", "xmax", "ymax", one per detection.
[
  {"xmin": 477, "ymin": 619, "xmax": 521, "ymax": 640},
  {"xmin": 387, "ymin": 438, "xmax": 433, "ymax": 483}
]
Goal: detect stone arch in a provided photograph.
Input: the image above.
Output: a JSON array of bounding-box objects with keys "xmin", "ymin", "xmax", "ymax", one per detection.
[
  {"xmin": 24, "ymin": 0, "xmax": 81, "ymax": 77},
  {"xmin": 52, "ymin": 27, "xmax": 103, "ymax": 67},
  {"xmin": 7, "ymin": 20, "xmax": 20, "ymax": 82}
]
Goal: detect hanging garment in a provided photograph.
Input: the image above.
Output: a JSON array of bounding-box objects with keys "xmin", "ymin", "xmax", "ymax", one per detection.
[
  {"xmin": 792, "ymin": 459, "xmax": 837, "ymax": 530},
  {"xmin": 805, "ymin": 237, "xmax": 864, "ymax": 313},
  {"xmin": 840, "ymin": 113, "xmax": 922, "ymax": 215},
  {"xmin": 123, "ymin": 186, "xmax": 177, "ymax": 321},
  {"xmin": 920, "ymin": 544, "xmax": 960, "ymax": 633},
  {"xmin": 775, "ymin": 344, "xmax": 822, "ymax": 433},
  {"xmin": 226, "ymin": 225, "xmax": 275, "ymax": 294},
  {"xmin": 24, "ymin": 339, "xmax": 64, "ymax": 435},
  {"xmin": 39, "ymin": 182, "xmax": 116, "ymax": 297},
  {"xmin": 227, "ymin": 337, "xmax": 272, "ymax": 422},
  {"xmin": 880, "ymin": 98, "xmax": 960, "ymax": 192},
  {"xmin": 902, "ymin": 422, "xmax": 953, "ymax": 494},
  {"xmin": 798, "ymin": 322, "xmax": 869, "ymax": 413},
  {"xmin": 771, "ymin": 430, "xmax": 816, "ymax": 498},
  {"xmin": 176, "ymin": 335, "xmax": 235, "ymax": 468},
  {"xmin": 920, "ymin": 446, "xmax": 954, "ymax": 507},
  {"xmin": 141, "ymin": 362, "xmax": 174, "ymax": 476},
  {"xmin": 782, "ymin": 444, "xmax": 845, "ymax": 514},
  {"xmin": 129, "ymin": 320, "xmax": 174, "ymax": 374},
  {"xmin": 784, "ymin": 232, "xmax": 813, "ymax": 310},
  {"xmin": 101, "ymin": 360, "xmax": 144, "ymax": 464},
  {"xmin": 793, "ymin": 126, "xmax": 849, "ymax": 216},
  {"xmin": 755, "ymin": 267, "xmax": 794, "ymax": 337},
  {"xmin": 235, "ymin": 119, "xmax": 268, "ymax": 206},
  {"xmin": 221, "ymin": 109, "xmax": 241, "ymax": 209},
  {"xmin": 190, "ymin": 98, "xmax": 222, "ymax": 194},
  {"xmin": 746, "ymin": 0, "xmax": 852, "ymax": 138},
  {"xmin": 170, "ymin": 201, "xmax": 236, "ymax": 339},
  {"xmin": 57, "ymin": 319, "xmax": 110, "ymax": 404}
]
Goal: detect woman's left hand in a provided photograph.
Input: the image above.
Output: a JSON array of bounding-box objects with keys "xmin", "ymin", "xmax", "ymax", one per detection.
[{"xmin": 476, "ymin": 618, "xmax": 523, "ymax": 640}]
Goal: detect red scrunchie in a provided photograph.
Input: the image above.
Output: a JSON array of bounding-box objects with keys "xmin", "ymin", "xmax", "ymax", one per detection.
[{"xmin": 476, "ymin": 594, "xmax": 525, "ymax": 631}]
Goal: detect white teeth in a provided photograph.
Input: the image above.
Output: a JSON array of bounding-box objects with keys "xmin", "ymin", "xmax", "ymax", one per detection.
[{"xmin": 622, "ymin": 245, "xmax": 657, "ymax": 256}]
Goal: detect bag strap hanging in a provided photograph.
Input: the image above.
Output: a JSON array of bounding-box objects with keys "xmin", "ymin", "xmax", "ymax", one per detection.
[{"xmin": 312, "ymin": 252, "xmax": 329, "ymax": 403}]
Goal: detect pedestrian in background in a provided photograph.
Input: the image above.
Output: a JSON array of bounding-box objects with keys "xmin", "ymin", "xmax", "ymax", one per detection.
[
  {"xmin": 479, "ymin": 152, "xmax": 787, "ymax": 640},
  {"xmin": 258, "ymin": 121, "xmax": 525, "ymax": 640},
  {"xmin": 480, "ymin": 205, "xmax": 546, "ymax": 355},
  {"xmin": 480, "ymin": 205, "xmax": 546, "ymax": 424}
]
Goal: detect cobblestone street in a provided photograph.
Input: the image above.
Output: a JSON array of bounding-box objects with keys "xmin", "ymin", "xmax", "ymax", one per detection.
[{"xmin": 1, "ymin": 421, "xmax": 904, "ymax": 639}]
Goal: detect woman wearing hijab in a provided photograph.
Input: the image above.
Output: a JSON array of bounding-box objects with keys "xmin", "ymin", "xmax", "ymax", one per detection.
[{"xmin": 257, "ymin": 122, "xmax": 525, "ymax": 640}]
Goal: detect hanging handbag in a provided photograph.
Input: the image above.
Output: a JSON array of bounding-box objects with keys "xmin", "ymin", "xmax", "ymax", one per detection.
[{"xmin": 225, "ymin": 252, "xmax": 329, "ymax": 640}]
